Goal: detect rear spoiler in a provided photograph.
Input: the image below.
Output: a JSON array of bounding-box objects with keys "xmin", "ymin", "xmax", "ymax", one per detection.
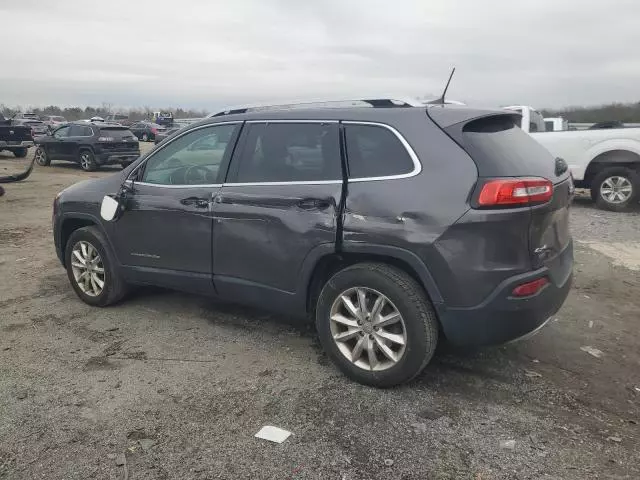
[{"xmin": 426, "ymin": 105, "xmax": 520, "ymax": 129}]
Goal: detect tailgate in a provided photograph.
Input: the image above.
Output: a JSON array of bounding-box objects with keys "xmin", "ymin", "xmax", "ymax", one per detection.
[
  {"xmin": 430, "ymin": 108, "xmax": 573, "ymax": 280},
  {"xmin": 529, "ymin": 176, "xmax": 573, "ymax": 284},
  {"xmin": 0, "ymin": 125, "xmax": 32, "ymax": 142}
]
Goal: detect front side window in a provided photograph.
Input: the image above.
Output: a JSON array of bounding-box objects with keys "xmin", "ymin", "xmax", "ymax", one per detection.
[
  {"xmin": 344, "ymin": 124, "xmax": 414, "ymax": 179},
  {"xmin": 234, "ymin": 122, "xmax": 341, "ymax": 183},
  {"xmin": 140, "ymin": 124, "xmax": 237, "ymax": 185},
  {"xmin": 53, "ymin": 126, "xmax": 70, "ymax": 138}
]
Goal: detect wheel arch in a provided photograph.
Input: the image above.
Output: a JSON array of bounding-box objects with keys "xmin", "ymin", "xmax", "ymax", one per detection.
[
  {"xmin": 584, "ymin": 148, "xmax": 640, "ymax": 186},
  {"xmin": 58, "ymin": 214, "xmax": 105, "ymax": 267},
  {"xmin": 304, "ymin": 243, "xmax": 444, "ymax": 318}
]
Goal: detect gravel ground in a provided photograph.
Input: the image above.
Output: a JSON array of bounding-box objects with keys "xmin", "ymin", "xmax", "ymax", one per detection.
[{"xmin": 1, "ymin": 148, "xmax": 639, "ymax": 479}]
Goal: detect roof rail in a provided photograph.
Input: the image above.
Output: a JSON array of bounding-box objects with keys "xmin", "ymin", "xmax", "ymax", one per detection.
[{"xmin": 207, "ymin": 97, "xmax": 427, "ymax": 118}]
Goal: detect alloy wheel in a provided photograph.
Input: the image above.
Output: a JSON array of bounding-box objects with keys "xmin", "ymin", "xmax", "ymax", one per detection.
[
  {"xmin": 35, "ymin": 149, "xmax": 46, "ymax": 165},
  {"xmin": 80, "ymin": 153, "xmax": 91, "ymax": 170},
  {"xmin": 329, "ymin": 287, "xmax": 407, "ymax": 371},
  {"xmin": 600, "ymin": 176, "xmax": 633, "ymax": 204},
  {"xmin": 70, "ymin": 241, "xmax": 105, "ymax": 297}
]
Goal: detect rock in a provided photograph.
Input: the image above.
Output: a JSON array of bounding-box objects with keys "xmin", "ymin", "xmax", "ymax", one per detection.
[
  {"xmin": 500, "ymin": 439, "xmax": 516, "ymax": 450},
  {"xmin": 580, "ymin": 346, "xmax": 603, "ymax": 358},
  {"xmin": 410, "ymin": 422, "xmax": 428, "ymax": 433},
  {"xmin": 607, "ymin": 436, "xmax": 622, "ymax": 443},
  {"xmin": 16, "ymin": 391, "xmax": 27, "ymax": 400},
  {"xmin": 106, "ymin": 326, "xmax": 119, "ymax": 332},
  {"xmin": 384, "ymin": 459, "xmax": 394, "ymax": 467},
  {"xmin": 115, "ymin": 453, "xmax": 126, "ymax": 466},
  {"xmin": 138, "ymin": 438, "xmax": 156, "ymax": 451},
  {"xmin": 2, "ymin": 346, "xmax": 11, "ymax": 351}
]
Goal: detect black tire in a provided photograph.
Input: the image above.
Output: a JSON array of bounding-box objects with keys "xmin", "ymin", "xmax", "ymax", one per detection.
[
  {"xmin": 65, "ymin": 226, "xmax": 128, "ymax": 307},
  {"xmin": 315, "ymin": 262, "xmax": 439, "ymax": 387},
  {"xmin": 79, "ymin": 149, "xmax": 97, "ymax": 172},
  {"xmin": 592, "ymin": 167, "xmax": 639, "ymax": 211},
  {"xmin": 34, "ymin": 147, "xmax": 50, "ymax": 166},
  {"xmin": 141, "ymin": 133, "xmax": 149, "ymax": 142},
  {"xmin": 13, "ymin": 148, "xmax": 27, "ymax": 158}
]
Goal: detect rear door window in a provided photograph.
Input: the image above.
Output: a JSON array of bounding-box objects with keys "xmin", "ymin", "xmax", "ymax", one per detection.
[
  {"xmin": 232, "ymin": 122, "xmax": 341, "ymax": 183},
  {"xmin": 344, "ymin": 124, "xmax": 414, "ymax": 179},
  {"xmin": 69, "ymin": 125, "xmax": 88, "ymax": 136}
]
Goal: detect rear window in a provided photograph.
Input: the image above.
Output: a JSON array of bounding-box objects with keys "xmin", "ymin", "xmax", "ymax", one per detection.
[
  {"xmin": 99, "ymin": 127, "xmax": 136, "ymax": 139},
  {"xmin": 344, "ymin": 124, "xmax": 414, "ymax": 179},
  {"xmin": 458, "ymin": 115, "xmax": 558, "ymax": 178}
]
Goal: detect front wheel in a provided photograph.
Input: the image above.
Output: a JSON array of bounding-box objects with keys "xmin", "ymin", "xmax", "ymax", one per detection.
[
  {"xmin": 592, "ymin": 167, "xmax": 639, "ymax": 211},
  {"xmin": 65, "ymin": 226, "xmax": 128, "ymax": 306},
  {"xmin": 141, "ymin": 133, "xmax": 149, "ymax": 142},
  {"xmin": 79, "ymin": 150, "xmax": 97, "ymax": 171},
  {"xmin": 315, "ymin": 263, "xmax": 439, "ymax": 387},
  {"xmin": 34, "ymin": 147, "xmax": 50, "ymax": 166}
]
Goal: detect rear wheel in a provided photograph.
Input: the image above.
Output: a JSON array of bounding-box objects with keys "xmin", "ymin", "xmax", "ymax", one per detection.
[
  {"xmin": 315, "ymin": 263, "xmax": 439, "ymax": 387},
  {"xmin": 65, "ymin": 226, "xmax": 128, "ymax": 306},
  {"xmin": 13, "ymin": 148, "xmax": 27, "ymax": 158},
  {"xmin": 79, "ymin": 150, "xmax": 97, "ymax": 172},
  {"xmin": 34, "ymin": 147, "xmax": 50, "ymax": 166},
  {"xmin": 592, "ymin": 167, "xmax": 639, "ymax": 211}
]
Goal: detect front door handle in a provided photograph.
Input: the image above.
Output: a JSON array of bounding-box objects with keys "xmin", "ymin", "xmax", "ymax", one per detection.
[
  {"xmin": 297, "ymin": 198, "xmax": 332, "ymax": 210},
  {"xmin": 181, "ymin": 196, "xmax": 209, "ymax": 208}
]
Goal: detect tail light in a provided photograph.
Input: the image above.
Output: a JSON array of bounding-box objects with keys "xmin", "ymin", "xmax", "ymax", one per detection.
[
  {"xmin": 151, "ymin": 127, "xmax": 157, "ymax": 134},
  {"xmin": 477, "ymin": 177, "xmax": 553, "ymax": 207},
  {"xmin": 512, "ymin": 277, "xmax": 549, "ymax": 297}
]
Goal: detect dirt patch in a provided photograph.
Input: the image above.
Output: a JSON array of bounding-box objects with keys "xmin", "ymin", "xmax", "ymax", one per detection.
[{"xmin": 83, "ymin": 356, "xmax": 118, "ymax": 371}]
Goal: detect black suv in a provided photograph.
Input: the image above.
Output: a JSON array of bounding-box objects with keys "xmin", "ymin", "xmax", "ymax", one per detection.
[
  {"xmin": 35, "ymin": 123, "xmax": 140, "ymax": 171},
  {"xmin": 52, "ymin": 100, "xmax": 573, "ymax": 387}
]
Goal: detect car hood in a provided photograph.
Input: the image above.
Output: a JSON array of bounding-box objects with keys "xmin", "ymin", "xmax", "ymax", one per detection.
[{"xmin": 59, "ymin": 171, "xmax": 126, "ymax": 210}]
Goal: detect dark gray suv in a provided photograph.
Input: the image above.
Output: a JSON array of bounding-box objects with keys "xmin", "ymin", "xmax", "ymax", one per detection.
[{"xmin": 52, "ymin": 100, "xmax": 573, "ymax": 387}]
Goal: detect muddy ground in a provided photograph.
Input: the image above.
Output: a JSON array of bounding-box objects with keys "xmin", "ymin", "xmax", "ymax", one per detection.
[{"xmin": 1, "ymin": 147, "xmax": 639, "ymax": 479}]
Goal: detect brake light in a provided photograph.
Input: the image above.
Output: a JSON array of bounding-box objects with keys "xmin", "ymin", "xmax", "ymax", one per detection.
[
  {"xmin": 512, "ymin": 277, "xmax": 549, "ymax": 297},
  {"xmin": 477, "ymin": 177, "xmax": 553, "ymax": 207}
]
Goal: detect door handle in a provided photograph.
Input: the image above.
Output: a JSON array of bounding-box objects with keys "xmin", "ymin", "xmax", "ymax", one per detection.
[
  {"xmin": 180, "ymin": 196, "xmax": 209, "ymax": 208},
  {"xmin": 297, "ymin": 198, "xmax": 332, "ymax": 210}
]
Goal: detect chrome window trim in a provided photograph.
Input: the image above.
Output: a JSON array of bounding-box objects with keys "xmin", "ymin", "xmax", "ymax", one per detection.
[
  {"xmin": 127, "ymin": 121, "xmax": 241, "ymax": 183},
  {"xmin": 244, "ymin": 119, "xmax": 339, "ymax": 124},
  {"xmin": 124, "ymin": 120, "xmax": 421, "ymax": 189},
  {"xmin": 342, "ymin": 121, "xmax": 422, "ymax": 183}
]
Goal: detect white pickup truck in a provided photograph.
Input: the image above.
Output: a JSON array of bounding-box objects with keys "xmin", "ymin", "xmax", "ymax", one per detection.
[{"xmin": 504, "ymin": 105, "xmax": 640, "ymax": 211}]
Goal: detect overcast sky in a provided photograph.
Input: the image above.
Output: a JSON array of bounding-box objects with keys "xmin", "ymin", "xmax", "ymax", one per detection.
[{"xmin": 1, "ymin": 0, "xmax": 639, "ymax": 111}]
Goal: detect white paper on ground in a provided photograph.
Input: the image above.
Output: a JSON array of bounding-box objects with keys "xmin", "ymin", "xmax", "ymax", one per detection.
[{"xmin": 254, "ymin": 425, "xmax": 292, "ymax": 443}]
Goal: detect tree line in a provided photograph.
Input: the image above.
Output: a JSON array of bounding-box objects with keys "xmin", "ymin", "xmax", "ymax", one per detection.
[
  {"xmin": 541, "ymin": 102, "xmax": 640, "ymax": 123},
  {"xmin": 0, "ymin": 103, "xmax": 208, "ymax": 121},
  {"xmin": 4, "ymin": 101, "xmax": 640, "ymax": 124}
]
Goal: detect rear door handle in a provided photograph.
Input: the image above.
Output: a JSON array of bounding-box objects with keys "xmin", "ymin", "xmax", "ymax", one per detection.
[
  {"xmin": 181, "ymin": 196, "xmax": 209, "ymax": 208},
  {"xmin": 297, "ymin": 198, "xmax": 332, "ymax": 210}
]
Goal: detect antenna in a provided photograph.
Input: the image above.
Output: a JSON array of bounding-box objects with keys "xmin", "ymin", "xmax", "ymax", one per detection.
[{"xmin": 431, "ymin": 67, "xmax": 456, "ymax": 105}]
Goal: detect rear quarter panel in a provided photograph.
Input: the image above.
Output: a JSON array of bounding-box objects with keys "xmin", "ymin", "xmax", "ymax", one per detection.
[{"xmin": 342, "ymin": 112, "xmax": 478, "ymax": 305}]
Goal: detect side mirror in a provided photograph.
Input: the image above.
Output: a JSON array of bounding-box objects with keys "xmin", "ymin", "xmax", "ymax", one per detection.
[{"xmin": 100, "ymin": 195, "xmax": 120, "ymax": 221}]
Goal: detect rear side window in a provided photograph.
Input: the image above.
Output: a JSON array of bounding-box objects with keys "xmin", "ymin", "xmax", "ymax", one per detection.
[
  {"xmin": 344, "ymin": 124, "xmax": 414, "ymax": 179},
  {"xmin": 69, "ymin": 125, "xmax": 92, "ymax": 136},
  {"xmin": 233, "ymin": 123, "xmax": 341, "ymax": 183}
]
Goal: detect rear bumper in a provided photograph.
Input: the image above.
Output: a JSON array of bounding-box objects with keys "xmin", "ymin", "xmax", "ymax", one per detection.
[
  {"xmin": 96, "ymin": 151, "xmax": 140, "ymax": 165},
  {"xmin": 0, "ymin": 140, "xmax": 33, "ymax": 148},
  {"xmin": 438, "ymin": 240, "xmax": 573, "ymax": 346}
]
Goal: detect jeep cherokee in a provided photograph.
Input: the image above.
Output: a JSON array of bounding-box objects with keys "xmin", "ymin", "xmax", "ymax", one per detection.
[{"xmin": 52, "ymin": 99, "xmax": 573, "ymax": 387}]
